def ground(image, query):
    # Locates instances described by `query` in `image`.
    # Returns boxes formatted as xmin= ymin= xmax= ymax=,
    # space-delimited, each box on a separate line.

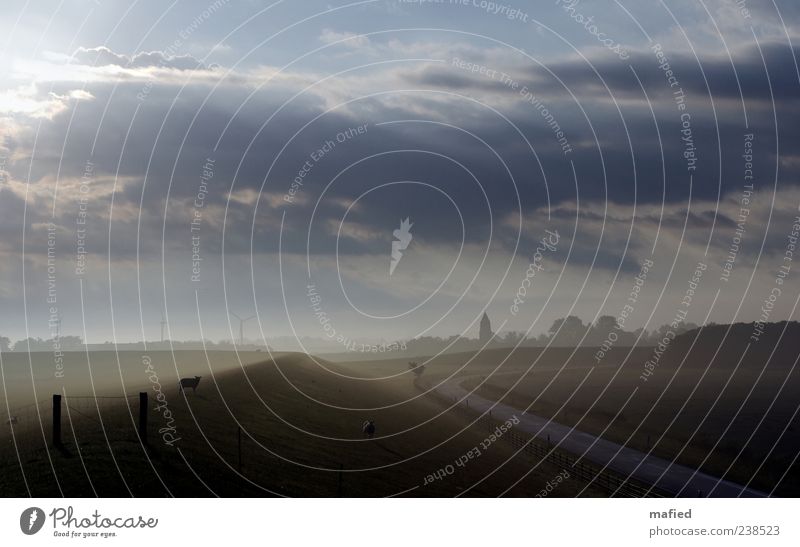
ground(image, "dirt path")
xmin=436 ymin=376 xmax=767 ymax=498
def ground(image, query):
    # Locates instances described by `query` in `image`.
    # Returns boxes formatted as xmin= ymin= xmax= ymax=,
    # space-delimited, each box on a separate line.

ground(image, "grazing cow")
xmin=179 ymin=376 xmax=202 ymax=393
xmin=362 ymin=420 xmax=376 ymax=438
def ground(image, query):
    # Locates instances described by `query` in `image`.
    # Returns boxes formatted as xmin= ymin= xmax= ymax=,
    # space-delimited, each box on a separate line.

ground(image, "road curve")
xmin=436 ymin=376 xmax=767 ymax=498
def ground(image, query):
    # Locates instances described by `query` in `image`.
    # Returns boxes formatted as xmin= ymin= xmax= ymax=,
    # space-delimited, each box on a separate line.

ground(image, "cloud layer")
xmin=0 ymin=0 xmax=798 ymax=343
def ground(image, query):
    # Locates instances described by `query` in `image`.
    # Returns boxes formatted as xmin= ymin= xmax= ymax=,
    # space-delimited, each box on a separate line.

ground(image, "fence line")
xmin=1 ymin=392 xmax=149 ymax=461
xmin=1 ymin=394 xmax=136 ymax=426
xmin=4 ymin=384 xmax=666 ymax=497
xmin=66 ymin=395 xmax=139 ymax=400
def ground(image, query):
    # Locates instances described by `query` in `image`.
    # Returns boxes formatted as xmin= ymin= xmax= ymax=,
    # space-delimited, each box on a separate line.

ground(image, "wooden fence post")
xmin=139 ymin=392 xmax=148 ymax=445
xmin=52 ymin=394 xmax=62 ymax=447
xmin=237 ymin=426 xmax=242 ymax=472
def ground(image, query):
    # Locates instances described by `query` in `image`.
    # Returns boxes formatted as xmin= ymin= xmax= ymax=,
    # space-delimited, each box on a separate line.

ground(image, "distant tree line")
xmin=0 ymin=316 xmax=700 ymax=355
xmin=402 ymin=315 xmax=701 ymax=356
xmin=0 ymin=335 xmax=84 ymax=352
xmin=0 ymin=336 xmax=272 ymax=352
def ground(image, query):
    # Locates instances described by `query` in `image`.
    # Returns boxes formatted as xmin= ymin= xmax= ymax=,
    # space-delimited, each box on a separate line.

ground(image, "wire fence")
xmin=3 ymin=381 xmax=667 ymax=497
xmin=62 ymin=394 xmax=138 ymax=424
xmin=0 ymin=393 xmax=143 ymax=469
xmin=201 ymin=424 xmax=345 ymax=496
xmin=1 ymin=397 xmax=50 ymax=429
xmin=1 ymin=391 xmax=338 ymax=496
xmin=0 ymin=398 xmax=52 ymax=467
xmin=62 ymin=394 xmax=142 ymax=446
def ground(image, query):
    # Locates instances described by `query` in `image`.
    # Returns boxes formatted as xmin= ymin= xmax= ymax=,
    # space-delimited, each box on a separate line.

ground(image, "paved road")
xmin=437 ymin=377 xmax=767 ymax=497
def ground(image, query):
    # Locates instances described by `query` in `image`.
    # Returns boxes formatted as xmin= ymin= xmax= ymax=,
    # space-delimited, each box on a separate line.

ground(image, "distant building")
xmin=479 ymin=312 xmax=493 ymax=344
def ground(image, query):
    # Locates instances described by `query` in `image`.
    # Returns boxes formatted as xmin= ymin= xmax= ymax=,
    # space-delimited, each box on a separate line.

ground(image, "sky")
xmin=0 ymin=0 xmax=798 ymax=346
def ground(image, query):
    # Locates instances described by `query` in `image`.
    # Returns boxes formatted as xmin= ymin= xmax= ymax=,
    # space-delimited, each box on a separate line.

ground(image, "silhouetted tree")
xmin=586 ymin=315 xmax=619 ymax=345
xmin=501 ymin=331 xmax=525 ymax=345
xmin=58 ymin=335 xmax=83 ymax=349
xmin=594 ymin=315 xmax=619 ymax=333
xmin=12 ymin=337 xmax=46 ymax=351
xmin=549 ymin=316 xmax=587 ymax=346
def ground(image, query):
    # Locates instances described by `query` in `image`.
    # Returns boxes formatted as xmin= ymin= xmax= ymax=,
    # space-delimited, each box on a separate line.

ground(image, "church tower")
xmin=479 ymin=312 xmax=493 ymax=344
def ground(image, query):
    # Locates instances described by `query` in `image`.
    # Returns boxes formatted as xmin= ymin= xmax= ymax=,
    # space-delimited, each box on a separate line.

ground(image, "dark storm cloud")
xmin=405 ymin=41 xmax=798 ymax=205
xmin=4 ymin=37 xmax=798 ymax=270
xmin=540 ymin=42 xmax=800 ymax=104
xmin=403 ymin=41 xmax=800 ymax=112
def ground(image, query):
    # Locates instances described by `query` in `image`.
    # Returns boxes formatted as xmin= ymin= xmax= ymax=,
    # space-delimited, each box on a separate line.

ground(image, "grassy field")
xmin=6 ymin=333 xmax=793 ymax=497
xmin=0 ymin=351 xmax=605 ymax=497
xmin=0 ymin=350 xmax=273 ymax=408
xmin=448 ymin=344 xmax=800 ymax=496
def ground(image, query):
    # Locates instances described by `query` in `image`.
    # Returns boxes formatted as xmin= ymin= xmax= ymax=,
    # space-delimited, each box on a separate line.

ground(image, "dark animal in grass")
xmin=179 ymin=376 xmax=202 ymax=393
xmin=362 ymin=420 xmax=376 ymax=438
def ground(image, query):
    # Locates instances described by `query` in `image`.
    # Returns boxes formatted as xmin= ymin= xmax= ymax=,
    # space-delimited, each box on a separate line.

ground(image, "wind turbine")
xmin=231 ymin=312 xmax=256 ymax=346
xmin=160 ymin=312 xmax=167 ymax=343
xmin=53 ymin=312 xmax=63 ymax=338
